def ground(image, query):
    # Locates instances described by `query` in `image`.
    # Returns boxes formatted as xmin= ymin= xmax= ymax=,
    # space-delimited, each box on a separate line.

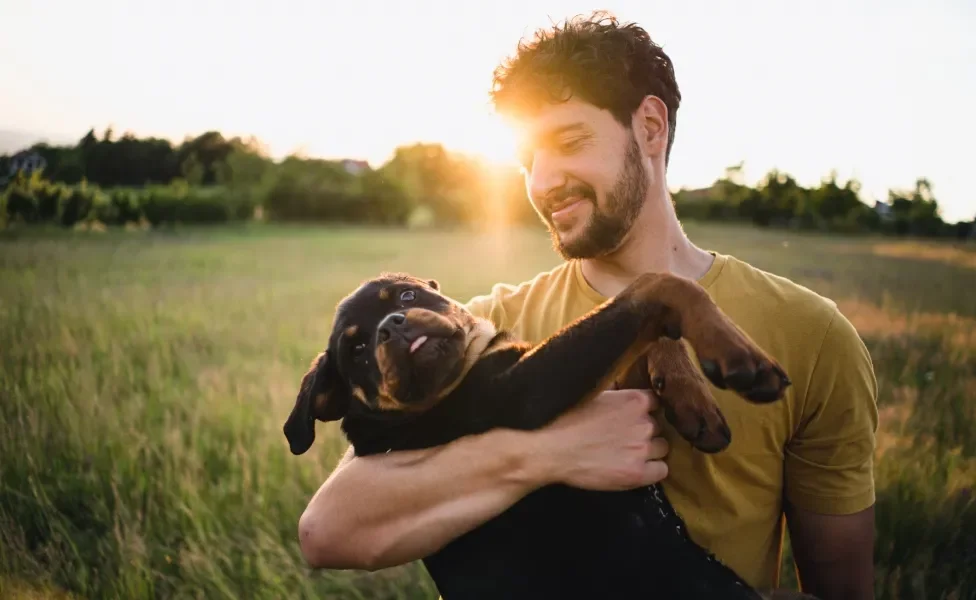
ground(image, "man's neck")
xmin=578 ymin=196 xmax=715 ymax=298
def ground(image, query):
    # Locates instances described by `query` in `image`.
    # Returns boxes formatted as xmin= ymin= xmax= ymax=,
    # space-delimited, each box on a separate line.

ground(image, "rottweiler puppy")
xmin=284 ymin=272 xmax=808 ymax=600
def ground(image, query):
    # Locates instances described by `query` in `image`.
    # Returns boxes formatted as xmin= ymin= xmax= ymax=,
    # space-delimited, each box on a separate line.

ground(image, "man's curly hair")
xmin=491 ymin=12 xmax=682 ymax=165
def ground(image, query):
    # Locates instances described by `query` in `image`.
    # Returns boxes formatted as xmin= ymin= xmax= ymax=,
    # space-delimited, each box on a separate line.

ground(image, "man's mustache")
xmin=544 ymin=184 xmax=597 ymax=213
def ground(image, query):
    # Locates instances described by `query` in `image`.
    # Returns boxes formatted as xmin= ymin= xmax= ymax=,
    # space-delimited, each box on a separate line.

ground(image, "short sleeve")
xmin=462 ymin=282 xmax=523 ymax=331
xmin=784 ymin=308 xmax=879 ymax=515
xmin=463 ymin=292 xmax=497 ymax=322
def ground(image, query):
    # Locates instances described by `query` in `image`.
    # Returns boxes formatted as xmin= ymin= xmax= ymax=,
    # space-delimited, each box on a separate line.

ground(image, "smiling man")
xmin=296 ymin=12 xmax=879 ymax=599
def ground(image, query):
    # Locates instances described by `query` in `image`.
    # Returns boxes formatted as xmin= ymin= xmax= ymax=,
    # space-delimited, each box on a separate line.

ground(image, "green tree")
xmin=382 ymin=143 xmax=479 ymax=224
xmin=887 ymin=177 xmax=944 ymax=237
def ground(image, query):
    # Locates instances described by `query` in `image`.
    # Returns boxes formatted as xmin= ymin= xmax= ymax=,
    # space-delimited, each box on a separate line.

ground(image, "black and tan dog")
xmin=284 ymin=272 xmax=814 ymax=600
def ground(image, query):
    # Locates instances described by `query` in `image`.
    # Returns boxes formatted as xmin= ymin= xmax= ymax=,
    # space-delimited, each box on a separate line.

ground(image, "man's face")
xmin=514 ymin=98 xmax=649 ymax=259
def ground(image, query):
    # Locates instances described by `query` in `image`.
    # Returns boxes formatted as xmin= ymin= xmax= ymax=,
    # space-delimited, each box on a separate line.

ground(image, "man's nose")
xmin=377 ymin=312 xmax=407 ymax=343
xmin=526 ymin=152 xmax=565 ymax=204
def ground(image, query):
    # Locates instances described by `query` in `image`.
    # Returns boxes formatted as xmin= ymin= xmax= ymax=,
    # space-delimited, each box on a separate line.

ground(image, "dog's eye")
xmin=352 ymin=343 xmax=367 ymax=356
xmin=400 ymin=290 xmax=416 ymax=302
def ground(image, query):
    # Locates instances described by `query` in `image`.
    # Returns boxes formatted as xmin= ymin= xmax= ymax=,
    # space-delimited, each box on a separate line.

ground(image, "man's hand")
xmin=532 ymin=388 xmax=670 ymax=491
xmin=785 ymin=501 xmax=875 ymax=600
xmin=296 ymin=388 xmax=669 ymax=571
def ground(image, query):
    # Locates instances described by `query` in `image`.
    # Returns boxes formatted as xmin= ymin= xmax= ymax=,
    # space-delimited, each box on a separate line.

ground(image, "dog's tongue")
xmin=409 ymin=335 xmax=429 ymax=354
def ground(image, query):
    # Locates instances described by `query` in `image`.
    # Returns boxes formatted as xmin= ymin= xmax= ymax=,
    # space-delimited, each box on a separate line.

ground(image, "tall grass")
xmin=1 ymin=222 xmax=974 ymax=599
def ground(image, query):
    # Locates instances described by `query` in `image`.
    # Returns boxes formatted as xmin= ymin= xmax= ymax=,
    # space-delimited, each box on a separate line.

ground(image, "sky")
xmin=1 ymin=0 xmax=973 ymax=223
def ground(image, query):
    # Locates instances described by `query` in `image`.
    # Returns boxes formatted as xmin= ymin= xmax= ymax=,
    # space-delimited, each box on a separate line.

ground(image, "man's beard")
xmin=541 ymin=133 xmax=648 ymax=260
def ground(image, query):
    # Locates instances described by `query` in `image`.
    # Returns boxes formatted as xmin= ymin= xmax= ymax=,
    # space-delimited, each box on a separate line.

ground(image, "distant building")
xmin=340 ymin=159 xmax=370 ymax=175
xmin=9 ymin=149 xmax=47 ymax=176
xmin=1 ymin=149 xmax=46 ymax=185
xmin=873 ymin=200 xmax=894 ymax=221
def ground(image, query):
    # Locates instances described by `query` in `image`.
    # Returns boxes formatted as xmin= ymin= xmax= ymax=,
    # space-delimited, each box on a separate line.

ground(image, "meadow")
xmin=1 ymin=221 xmax=974 ymax=600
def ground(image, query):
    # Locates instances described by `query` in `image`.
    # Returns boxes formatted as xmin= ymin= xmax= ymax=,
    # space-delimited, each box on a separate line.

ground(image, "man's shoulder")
xmin=714 ymin=253 xmax=840 ymax=336
xmin=711 ymin=253 xmax=875 ymax=402
xmin=715 ymin=252 xmax=877 ymax=423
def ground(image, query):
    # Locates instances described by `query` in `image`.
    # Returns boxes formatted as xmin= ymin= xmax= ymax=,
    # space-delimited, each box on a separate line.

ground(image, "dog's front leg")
xmin=617 ymin=272 xmax=791 ymax=403
xmin=489 ymin=293 xmax=670 ymax=431
xmin=490 ymin=272 xmax=791 ymax=432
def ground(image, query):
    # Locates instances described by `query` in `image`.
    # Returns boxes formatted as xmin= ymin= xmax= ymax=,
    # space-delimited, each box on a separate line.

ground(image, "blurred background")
xmin=1 ymin=1 xmax=973 ymax=599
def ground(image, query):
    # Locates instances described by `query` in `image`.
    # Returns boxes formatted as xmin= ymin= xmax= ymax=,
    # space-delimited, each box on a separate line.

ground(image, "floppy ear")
xmin=283 ymin=349 xmax=349 ymax=455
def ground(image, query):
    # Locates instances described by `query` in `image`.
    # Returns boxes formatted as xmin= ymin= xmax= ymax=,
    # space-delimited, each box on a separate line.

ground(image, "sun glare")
xmin=439 ymin=110 xmax=522 ymax=169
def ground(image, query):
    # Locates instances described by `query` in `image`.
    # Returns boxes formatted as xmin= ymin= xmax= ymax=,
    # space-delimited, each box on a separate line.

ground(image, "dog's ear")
xmin=283 ymin=350 xmax=349 ymax=455
xmin=427 ymin=279 xmax=440 ymax=291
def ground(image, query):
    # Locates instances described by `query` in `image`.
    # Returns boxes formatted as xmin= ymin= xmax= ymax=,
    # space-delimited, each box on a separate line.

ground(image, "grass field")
xmin=1 ymin=221 xmax=974 ymax=600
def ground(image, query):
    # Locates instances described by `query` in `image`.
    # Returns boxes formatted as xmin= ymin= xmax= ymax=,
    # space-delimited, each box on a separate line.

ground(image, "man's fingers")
xmin=615 ymin=388 xmax=660 ymax=413
xmin=642 ymin=459 xmax=669 ymax=486
xmin=646 ymin=413 xmax=662 ymax=437
xmin=644 ymin=389 xmax=661 ymax=412
xmin=646 ymin=437 xmax=669 ymax=460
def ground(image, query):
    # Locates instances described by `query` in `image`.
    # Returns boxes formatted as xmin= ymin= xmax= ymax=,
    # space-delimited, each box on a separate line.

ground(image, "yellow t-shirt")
xmin=462 ymin=252 xmax=879 ymax=589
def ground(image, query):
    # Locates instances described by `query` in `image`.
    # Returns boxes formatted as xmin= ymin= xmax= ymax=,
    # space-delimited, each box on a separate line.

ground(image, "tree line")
xmin=672 ymin=163 xmax=971 ymax=239
xmin=0 ymin=128 xmax=536 ymax=230
xmin=1 ymin=128 xmax=972 ymax=239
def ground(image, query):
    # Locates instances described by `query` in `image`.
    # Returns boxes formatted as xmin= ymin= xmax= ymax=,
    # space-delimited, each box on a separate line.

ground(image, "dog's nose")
xmin=377 ymin=312 xmax=407 ymax=343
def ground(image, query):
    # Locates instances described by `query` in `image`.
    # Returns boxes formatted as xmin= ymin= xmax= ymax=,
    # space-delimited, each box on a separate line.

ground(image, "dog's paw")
xmin=665 ymin=397 xmax=732 ymax=454
xmin=653 ymin=365 xmax=732 ymax=453
xmin=696 ymin=331 xmax=791 ymax=404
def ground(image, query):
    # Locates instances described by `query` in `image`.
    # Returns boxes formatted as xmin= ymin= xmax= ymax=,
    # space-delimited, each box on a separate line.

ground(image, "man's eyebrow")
xmin=520 ymin=123 xmax=590 ymax=152
xmin=543 ymin=123 xmax=589 ymax=140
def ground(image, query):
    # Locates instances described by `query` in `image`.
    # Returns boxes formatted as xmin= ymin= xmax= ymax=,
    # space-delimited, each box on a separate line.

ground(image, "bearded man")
xmin=295 ymin=12 xmax=878 ymax=600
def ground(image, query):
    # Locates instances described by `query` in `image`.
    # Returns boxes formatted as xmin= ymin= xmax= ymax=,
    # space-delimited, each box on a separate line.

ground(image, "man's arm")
xmin=784 ymin=308 xmax=879 ymax=600
xmin=784 ymin=502 xmax=875 ymax=599
xmin=298 ymin=428 xmax=543 ymax=571
xmin=298 ymin=388 xmax=669 ymax=571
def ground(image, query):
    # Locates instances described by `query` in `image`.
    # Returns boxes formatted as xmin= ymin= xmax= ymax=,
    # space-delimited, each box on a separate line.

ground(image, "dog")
xmin=284 ymin=272 xmax=817 ymax=600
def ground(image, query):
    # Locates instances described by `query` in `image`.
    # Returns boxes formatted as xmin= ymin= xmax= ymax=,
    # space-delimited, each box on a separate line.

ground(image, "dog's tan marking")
xmin=344 ymin=325 xmax=359 ymax=337
xmin=379 ymin=288 xmax=391 ymax=301
xmin=351 ymin=385 xmax=368 ymax=406
xmin=374 ymin=343 xmax=403 ymax=409
xmin=436 ymin=317 xmax=498 ymax=400
xmin=403 ymin=307 xmax=460 ymax=337
xmin=377 ymin=389 xmax=404 ymax=411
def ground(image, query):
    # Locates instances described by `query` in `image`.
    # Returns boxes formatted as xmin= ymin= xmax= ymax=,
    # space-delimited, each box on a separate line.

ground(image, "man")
xmin=296 ymin=12 xmax=878 ymax=599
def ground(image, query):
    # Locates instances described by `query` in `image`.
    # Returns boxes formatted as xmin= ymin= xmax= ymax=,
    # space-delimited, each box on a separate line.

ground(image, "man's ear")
xmin=635 ymin=94 xmax=669 ymax=160
xmin=283 ymin=349 xmax=349 ymax=455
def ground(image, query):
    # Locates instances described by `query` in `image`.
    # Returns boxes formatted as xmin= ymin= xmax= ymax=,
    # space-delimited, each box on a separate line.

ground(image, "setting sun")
xmin=385 ymin=109 xmax=522 ymax=170
xmin=447 ymin=112 xmax=522 ymax=168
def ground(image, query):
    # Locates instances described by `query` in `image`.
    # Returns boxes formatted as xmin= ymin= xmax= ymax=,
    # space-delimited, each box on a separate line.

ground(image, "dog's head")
xmin=283 ymin=272 xmax=494 ymax=455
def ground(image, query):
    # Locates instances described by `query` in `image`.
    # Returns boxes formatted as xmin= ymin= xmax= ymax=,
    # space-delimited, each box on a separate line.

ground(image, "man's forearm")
xmin=298 ymin=427 xmax=547 ymax=571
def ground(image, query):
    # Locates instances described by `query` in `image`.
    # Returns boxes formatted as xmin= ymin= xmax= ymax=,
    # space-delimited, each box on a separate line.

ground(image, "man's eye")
xmin=400 ymin=290 xmax=416 ymax=302
xmin=560 ymin=138 xmax=585 ymax=153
